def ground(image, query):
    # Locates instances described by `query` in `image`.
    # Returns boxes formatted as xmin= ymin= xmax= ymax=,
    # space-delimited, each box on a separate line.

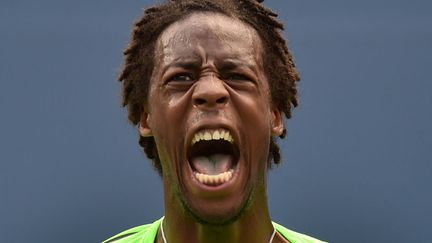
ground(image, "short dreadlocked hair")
xmin=119 ymin=0 xmax=300 ymax=175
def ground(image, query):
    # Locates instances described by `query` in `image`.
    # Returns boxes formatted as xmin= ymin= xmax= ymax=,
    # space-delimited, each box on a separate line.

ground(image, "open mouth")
xmin=188 ymin=129 xmax=240 ymax=186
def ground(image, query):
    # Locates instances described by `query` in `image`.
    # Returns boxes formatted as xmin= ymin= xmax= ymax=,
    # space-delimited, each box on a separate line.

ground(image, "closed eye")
xmin=226 ymin=73 xmax=253 ymax=82
xmin=170 ymin=73 xmax=194 ymax=82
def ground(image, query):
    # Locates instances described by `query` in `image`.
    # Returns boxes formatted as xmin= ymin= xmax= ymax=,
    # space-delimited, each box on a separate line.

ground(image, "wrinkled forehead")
xmin=155 ymin=12 xmax=263 ymax=61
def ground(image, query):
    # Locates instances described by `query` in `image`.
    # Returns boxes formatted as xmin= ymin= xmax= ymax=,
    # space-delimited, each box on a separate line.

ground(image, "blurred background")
xmin=1 ymin=0 xmax=431 ymax=242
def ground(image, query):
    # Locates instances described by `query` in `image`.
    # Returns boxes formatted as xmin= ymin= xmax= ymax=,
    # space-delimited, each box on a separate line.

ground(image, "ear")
xmin=139 ymin=112 xmax=153 ymax=137
xmin=271 ymin=108 xmax=284 ymax=137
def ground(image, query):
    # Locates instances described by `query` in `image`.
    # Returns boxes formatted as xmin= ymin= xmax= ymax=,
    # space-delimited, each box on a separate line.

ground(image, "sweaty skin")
xmin=139 ymin=12 xmax=287 ymax=243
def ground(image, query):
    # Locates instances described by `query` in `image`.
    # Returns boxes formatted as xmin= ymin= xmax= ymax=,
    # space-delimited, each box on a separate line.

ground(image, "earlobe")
xmin=139 ymin=112 xmax=153 ymax=137
xmin=271 ymin=109 xmax=284 ymax=137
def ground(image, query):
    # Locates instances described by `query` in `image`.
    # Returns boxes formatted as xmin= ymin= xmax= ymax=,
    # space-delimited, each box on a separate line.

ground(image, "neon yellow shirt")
xmin=103 ymin=217 xmax=327 ymax=243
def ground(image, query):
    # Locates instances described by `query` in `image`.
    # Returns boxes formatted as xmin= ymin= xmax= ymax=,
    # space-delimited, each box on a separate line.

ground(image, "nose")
xmin=192 ymin=75 xmax=229 ymax=109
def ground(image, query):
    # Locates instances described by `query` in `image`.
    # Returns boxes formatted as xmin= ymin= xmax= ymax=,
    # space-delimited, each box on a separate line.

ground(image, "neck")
xmin=161 ymin=184 xmax=275 ymax=243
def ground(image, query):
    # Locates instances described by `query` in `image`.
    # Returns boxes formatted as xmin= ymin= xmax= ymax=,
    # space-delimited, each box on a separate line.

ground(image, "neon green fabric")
xmin=103 ymin=217 xmax=327 ymax=243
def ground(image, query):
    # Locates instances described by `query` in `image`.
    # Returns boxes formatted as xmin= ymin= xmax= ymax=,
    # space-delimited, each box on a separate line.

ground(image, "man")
xmin=104 ymin=0 xmax=326 ymax=242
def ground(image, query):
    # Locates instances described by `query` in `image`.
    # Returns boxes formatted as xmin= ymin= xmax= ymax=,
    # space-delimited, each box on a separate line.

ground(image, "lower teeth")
xmin=195 ymin=169 xmax=234 ymax=185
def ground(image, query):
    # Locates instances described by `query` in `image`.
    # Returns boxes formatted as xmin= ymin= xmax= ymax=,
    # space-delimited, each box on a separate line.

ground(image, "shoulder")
xmin=102 ymin=218 xmax=162 ymax=243
xmin=102 ymin=218 xmax=327 ymax=243
xmin=273 ymin=221 xmax=328 ymax=243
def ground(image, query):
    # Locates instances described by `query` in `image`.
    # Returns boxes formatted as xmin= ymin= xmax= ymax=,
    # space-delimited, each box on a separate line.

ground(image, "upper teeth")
xmin=191 ymin=129 xmax=234 ymax=145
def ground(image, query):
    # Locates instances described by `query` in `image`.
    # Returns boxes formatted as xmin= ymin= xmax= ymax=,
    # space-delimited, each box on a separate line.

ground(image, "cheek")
xmin=150 ymin=88 xmax=190 ymax=129
xmin=147 ymin=90 xmax=192 ymax=162
xmin=235 ymin=93 xmax=272 ymax=131
xmin=232 ymin=92 xmax=272 ymax=157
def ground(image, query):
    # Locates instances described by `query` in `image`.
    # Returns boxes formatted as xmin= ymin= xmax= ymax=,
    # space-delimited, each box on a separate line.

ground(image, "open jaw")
xmin=188 ymin=129 xmax=240 ymax=187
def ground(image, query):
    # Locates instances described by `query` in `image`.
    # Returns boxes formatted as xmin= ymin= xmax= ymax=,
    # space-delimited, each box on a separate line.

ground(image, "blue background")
xmin=1 ymin=0 xmax=431 ymax=242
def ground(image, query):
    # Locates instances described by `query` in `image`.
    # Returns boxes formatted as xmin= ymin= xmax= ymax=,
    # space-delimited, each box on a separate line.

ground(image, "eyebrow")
xmin=162 ymin=57 xmax=202 ymax=73
xmin=161 ymin=57 xmax=259 ymax=75
xmin=216 ymin=59 xmax=258 ymax=74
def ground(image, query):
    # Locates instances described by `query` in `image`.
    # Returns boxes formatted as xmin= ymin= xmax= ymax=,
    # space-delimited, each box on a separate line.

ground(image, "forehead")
xmin=155 ymin=12 xmax=263 ymax=63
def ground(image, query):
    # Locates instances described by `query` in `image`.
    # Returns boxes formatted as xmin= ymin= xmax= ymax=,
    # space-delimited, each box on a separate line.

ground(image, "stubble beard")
xmin=175 ymin=183 xmax=256 ymax=226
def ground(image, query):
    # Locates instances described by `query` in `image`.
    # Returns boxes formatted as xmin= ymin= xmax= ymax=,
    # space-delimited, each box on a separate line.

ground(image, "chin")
xmin=178 ymin=183 xmax=255 ymax=226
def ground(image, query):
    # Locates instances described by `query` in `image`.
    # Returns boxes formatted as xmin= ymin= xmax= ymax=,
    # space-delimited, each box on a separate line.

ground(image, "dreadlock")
xmin=119 ymin=0 xmax=300 ymax=175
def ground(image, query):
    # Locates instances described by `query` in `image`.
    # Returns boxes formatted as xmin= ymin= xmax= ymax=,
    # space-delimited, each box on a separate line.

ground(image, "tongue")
xmin=191 ymin=153 xmax=233 ymax=175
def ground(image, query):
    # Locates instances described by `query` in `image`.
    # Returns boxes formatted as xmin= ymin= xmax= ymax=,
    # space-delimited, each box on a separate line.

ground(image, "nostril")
xmin=194 ymin=98 xmax=206 ymax=105
xmin=216 ymin=97 xmax=228 ymax=104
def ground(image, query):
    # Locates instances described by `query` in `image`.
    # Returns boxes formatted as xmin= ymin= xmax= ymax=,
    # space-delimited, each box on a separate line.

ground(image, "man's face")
xmin=141 ymin=12 xmax=283 ymax=224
